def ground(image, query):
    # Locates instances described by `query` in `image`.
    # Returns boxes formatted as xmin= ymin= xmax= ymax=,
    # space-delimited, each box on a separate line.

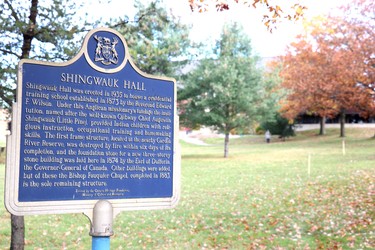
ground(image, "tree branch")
xmin=0 ymin=48 xmax=21 ymax=59
xmin=4 ymin=0 xmax=19 ymax=22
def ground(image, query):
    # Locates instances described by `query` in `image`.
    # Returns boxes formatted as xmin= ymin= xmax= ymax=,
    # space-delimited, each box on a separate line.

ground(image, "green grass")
xmin=0 ymin=128 xmax=374 ymax=249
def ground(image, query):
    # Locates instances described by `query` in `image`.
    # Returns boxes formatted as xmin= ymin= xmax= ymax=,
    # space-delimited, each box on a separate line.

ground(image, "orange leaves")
xmin=188 ymin=0 xmax=306 ymax=31
xmin=278 ymin=4 xmax=375 ymax=121
xmin=252 ymin=0 xmax=260 ymax=8
xmin=188 ymin=0 xmax=207 ymax=13
xmin=188 ymin=0 xmax=230 ymax=12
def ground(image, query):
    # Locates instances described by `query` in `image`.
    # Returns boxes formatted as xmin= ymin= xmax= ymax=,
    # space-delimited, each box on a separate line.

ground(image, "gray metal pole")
xmin=90 ymin=200 xmax=114 ymax=250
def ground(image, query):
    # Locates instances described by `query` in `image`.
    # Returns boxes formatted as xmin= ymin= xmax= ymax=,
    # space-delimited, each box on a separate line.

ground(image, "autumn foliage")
xmin=188 ymin=0 xmax=306 ymax=30
xmin=278 ymin=0 xmax=375 ymax=134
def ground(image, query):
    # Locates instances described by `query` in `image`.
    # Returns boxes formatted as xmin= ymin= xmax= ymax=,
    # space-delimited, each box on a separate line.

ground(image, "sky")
xmin=89 ymin=0 xmax=352 ymax=58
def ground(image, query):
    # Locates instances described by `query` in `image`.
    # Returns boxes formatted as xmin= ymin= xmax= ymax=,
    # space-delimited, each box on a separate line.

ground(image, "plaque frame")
xmin=4 ymin=27 xmax=180 ymax=219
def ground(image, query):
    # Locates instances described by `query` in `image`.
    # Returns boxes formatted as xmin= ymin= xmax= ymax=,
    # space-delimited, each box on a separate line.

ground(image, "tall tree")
xmin=279 ymin=0 xmax=375 ymax=137
xmin=179 ymin=22 xmax=274 ymax=157
xmin=279 ymin=37 xmax=340 ymax=135
xmin=339 ymin=0 xmax=375 ymax=108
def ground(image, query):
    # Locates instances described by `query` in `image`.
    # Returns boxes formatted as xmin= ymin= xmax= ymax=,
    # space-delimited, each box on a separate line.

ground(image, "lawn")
xmin=0 ymin=128 xmax=374 ymax=249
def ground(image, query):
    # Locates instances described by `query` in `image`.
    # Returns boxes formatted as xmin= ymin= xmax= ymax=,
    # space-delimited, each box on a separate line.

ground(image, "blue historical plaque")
xmin=5 ymin=28 xmax=180 ymax=216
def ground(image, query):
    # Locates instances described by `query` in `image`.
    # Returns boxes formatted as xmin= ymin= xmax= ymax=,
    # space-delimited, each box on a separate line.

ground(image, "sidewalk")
xmin=179 ymin=131 xmax=209 ymax=145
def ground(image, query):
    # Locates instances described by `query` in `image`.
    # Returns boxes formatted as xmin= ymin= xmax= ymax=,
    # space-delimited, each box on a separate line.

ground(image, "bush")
xmin=261 ymin=113 xmax=295 ymax=138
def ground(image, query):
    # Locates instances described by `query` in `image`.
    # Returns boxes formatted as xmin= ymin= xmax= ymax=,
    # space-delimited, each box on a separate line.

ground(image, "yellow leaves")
xmin=295 ymin=6 xmax=304 ymax=16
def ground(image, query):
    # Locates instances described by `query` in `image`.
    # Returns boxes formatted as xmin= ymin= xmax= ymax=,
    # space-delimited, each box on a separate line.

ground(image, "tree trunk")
xmin=20 ymin=0 xmax=38 ymax=59
xmin=319 ymin=116 xmax=326 ymax=135
xmin=10 ymin=215 xmax=24 ymax=250
xmin=339 ymin=112 xmax=346 ymax=137
xmin=224 ymin=133 xmax=229 ymax=158
xmin=10 ymin=1 xmax=39 ymax=247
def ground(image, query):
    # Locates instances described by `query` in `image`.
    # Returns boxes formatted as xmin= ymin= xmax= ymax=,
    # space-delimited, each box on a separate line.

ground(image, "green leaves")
xmin=0 ymin=0 xmax=91 ymax=108
xmin=179 ymin=22 xmax=280 ymax=157
xmin=180 ymin=22 xmax=271 ymax=134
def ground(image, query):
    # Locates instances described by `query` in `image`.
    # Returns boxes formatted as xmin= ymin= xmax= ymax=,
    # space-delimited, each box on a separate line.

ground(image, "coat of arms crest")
xmin=94 ymin=35 xmax=119 ymax=65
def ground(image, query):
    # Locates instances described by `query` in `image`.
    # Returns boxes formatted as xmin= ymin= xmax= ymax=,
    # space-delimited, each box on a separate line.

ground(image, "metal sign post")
xmin=90 ymin=200 xmax=113 ymax=250
xmin=4 ymin=27 xmax=181 ymax=247
xmin=92 ymin=237 xmax=110 ymax=250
